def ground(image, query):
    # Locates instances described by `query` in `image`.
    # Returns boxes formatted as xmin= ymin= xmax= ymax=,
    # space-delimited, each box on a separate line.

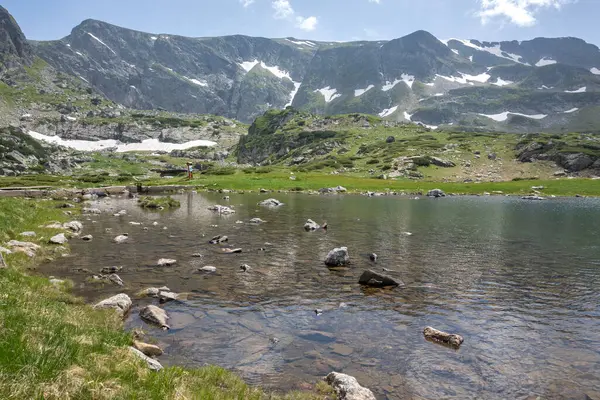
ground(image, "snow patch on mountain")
xmin=436 ymin=72 xmax=490 ymax=84
xmin=378 ymin=106 xmax=398 ymax=117
xmin=382 ymin=74 xmax=415 ymax=91
xmin=403 ymin=111 xmax=412 ymax=121
xmin=450 ymin=39 xmax=526 ymax=65
xmin=491 ymin=78 xmax=513 ymax=86
xmin=185 ymin=77 xmax=208 ymax=87
xmin=315 ymin=87 xmax=341 ymax=103
xmin=535 ymin=57 xmax=557 ymax=67
xmin=451 ymin=49 xmax=459 ymax=55
xmin=240 ymin=60 xmax=260 ymax=72
xmin=286 ymin=39 xmax=316 ymax=47
xmin=562 ymin=108 xmax=579 ymax=113
xmin=591 ymin=67 xmax=600 ymax=75
xmin=478 ymin=111 xmax=547 ymax=122
xmin=355 ymin=85 xmax=375 ymax=97
xmin=565 ymin=87 xmax=586 ymax=93
xmin=28 ymin=131 xmax=216 ymax=152
xmin=86 ymin=32 xmax=116 ymax=55
xmin=286 ymin=81 xmax=302 ymax=107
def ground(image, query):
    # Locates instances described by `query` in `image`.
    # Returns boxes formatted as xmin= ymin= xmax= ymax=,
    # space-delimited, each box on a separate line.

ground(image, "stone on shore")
xmin=6 ymin=240 xmax=40 ymax=257
xmin=427 ymin=189 xmax=446 ymax=198
xmin=49 ymin=233 xmax=68 ymax=245
xmin=129 ymin=346 xmax=163 ymax=371
xmin=423 ymin=326 xmax=464 ymax=348
xmin=522 ymin=195 xmax=545 ymax=201
xmin=358 ymin=270 xmax=401 ymax=287
xmin=304 ymin=219 xmax=321 ymax=231
xmin=63 ymin=221 xmax=83 ymax=232
xmin=93 ymin=293 xmax=132 ymax=317
xmin=133 ymin=340 xmax=164 ymax=357
xmin=140 ymin=305 xmax=170 ymax=330
xmin=258 ymin=198 xmax=283 ymax=207
xmin=324 ymin=372 xmax=376 ymax=400
xmin=325 ymin=247 xmax=349 ymax=267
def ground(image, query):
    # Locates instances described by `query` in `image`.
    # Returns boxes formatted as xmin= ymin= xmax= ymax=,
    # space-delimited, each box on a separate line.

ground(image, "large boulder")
xmin=304 ymin=219 xmax=321 ymax=231
xmin=429 ymin=157 xmax=456 ymax=168
xmin=427 ymin=189 xmax=446 ymax=198
xmin=140 ymin=305 xmax=170 ymax=329
xmin=558 ymin=153 xmax=594 ymax=172
xmin=129 ymin=347 xmax=163 ymax=371
xmin=358 ymin=270 xmax=402 ymax=287
xmin=325 ymin=247 xmax=349 ymax=267
xmin=93 ymin=293 xmax=132 ymax=317
xmin=113 ymin=234 xmax=129 ymax=244
xmin=49 ymin=233 xmax=68 ymax=245
xmin=324 ymin=372 xmax=376 ymax=400
xmin=63 ymin=221 xmax=83 ymax=232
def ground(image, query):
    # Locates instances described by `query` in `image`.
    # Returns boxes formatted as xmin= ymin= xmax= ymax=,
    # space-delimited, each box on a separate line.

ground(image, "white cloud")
xmin=272 ymin=0 xmax=295 ymax=19
xmin=272 ymin=0 xmax=318 ymax=31
xmin=297 ymin=16 xmax=318 ymax=31
xmin=369 ymin=0 xmax=381 ymax=3
xmin=477 ymin=0 xmax=572 ymax=27
xmin=239 ymin=0 xmax=254 ymax=7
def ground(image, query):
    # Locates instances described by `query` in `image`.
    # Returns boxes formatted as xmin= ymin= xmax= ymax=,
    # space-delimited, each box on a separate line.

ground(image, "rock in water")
xmin=199 ymin=266 xmax=217 ymax=273
xmin=358 ymin=270 xmax=401 ymax=287
xmin=49 ymin=233 xmax=68 ymax=245
xmin=93 ymin=293 xmax=132 ymax=317
xmin=249 ymin=218 xmax=266 ymax=224
xmin=258 ymin=198 xmax=283 ymax=207
xmin=324 ymin=372 xmax=376 ymax=400
xmin=427 ymin=189 xmax=446 ymax=198
xmin=157 ymin=258 xmax=177 ymax=266
xmin=304 ymin=219 xmax=321 ymax=231
xmin=324 ymin=247 xmax=349 ymax=267
xmin=81 ymin=234 xmax=93 ymax=241
xmin=423 ymin=326 xmax=464 ymax=348
xmin=133 ymin=340 xmax=163 ymax=357
xmin=209 ymin=235 xmax=228 ymax=244
xmin=140 ymin=305 xmax=170 ymax=330
xmin=113 ymin=234 xmax=129 ymax=243
xmin=129 ymin=347 xmax=163 ymax=371
xmin=522 ymin=195 xmax=545 ymax=201
xmin=369 ymin=253 xmax=377 ymax=262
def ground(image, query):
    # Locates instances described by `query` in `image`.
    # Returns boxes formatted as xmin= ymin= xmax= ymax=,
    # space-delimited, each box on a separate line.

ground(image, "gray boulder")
xmin=304 ymin=219 xmax=321 ymax=231
xmin=358 ymin=270 xmax=401 ymax=287
xmin=427 ymin=189 xmax=446 ymax=198
xmin=140 ymin=305 xmax=170 ymax=329
xmin=63 ymin=221 xmax=83 ymax=232
xmin=113 ymin=234 xmax=129 ymax=243
xmin=249 ymin=218 xmax=266 ymax=224
xmin=49 ymin=233 xmax=68 ymax=245
xmin=429 ymin=157 xmax=456 ymax=168
xmin=325 ymin=247 xmax=349 ymax=267
xmin=93 ymin=293 xmax=132 ymax=317
xmin=559 ymin=153 xmax=594 ymax=172
xmin=258 ymin=198 xmax=283 ymax=207
xmin=129 ymin=347 xmax=163 ymax=371
xmin=324 ymin=372 xmax=376 ymax=400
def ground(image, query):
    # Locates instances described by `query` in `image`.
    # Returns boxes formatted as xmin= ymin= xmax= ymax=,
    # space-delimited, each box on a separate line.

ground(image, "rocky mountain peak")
xmin=0 ymin=6 xmax=33 ymax=71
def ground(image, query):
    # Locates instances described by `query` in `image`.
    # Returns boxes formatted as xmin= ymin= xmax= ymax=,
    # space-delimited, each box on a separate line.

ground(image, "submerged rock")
xmin=209 ymin=235 xmax=228 ymax=244
xmin=324 ymin=372 xmax=376 ymax=400
xmin=140 ymin=305 xmax=170 ymax=330
xmin=93 ymin=293 xmax=132 ymax=317
xmin=208 ymin=205 xmax=235 ymax=214
xmin=304 ymin=219 xmax=320 ymax=231
xmin=222 ymin=248 xmax=242 ymax=254
xmin=522 ymin=195 xmax=545 ymax=201
xmin=325 ymin=247 xmax=349 ymax=267
xmin=358 ymin=270 xmax=401 ymax=287
xmin=81 ymin=234 xmax=93 ymax=241
xmin=199 ymin=266 xmax=217 ymax=273
xmin=423 ymin=326 xmax=464 ymax=348
xmin=101 ymin=266 xmax=122 ymax=274
xmin=129 ymin=347 xmax=163 ymax=371
xmin=427 ymin=189 xmax=446 ymax=198
xmin=258 ymin=198 xmax=283 ymax=207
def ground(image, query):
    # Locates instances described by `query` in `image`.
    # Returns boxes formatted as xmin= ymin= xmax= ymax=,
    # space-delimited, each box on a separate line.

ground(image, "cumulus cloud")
xmin=239 ymin=0 xmax=255 ymax=7
xmin=272 ymin=0 xmax=318 ymax=31
xmin=477 ymin=0 xmax=572 ymax=27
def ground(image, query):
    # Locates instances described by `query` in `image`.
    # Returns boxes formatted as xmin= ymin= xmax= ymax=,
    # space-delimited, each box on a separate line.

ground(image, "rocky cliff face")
xmin=30 ymin=19 xmax=600 ymax=131
xmin=0 ymin=6 xmax=33 ymax=71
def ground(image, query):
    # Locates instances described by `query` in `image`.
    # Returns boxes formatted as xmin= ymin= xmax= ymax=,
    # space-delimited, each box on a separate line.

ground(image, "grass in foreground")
xmin=0 ymin=198 xmax=332 ymax=399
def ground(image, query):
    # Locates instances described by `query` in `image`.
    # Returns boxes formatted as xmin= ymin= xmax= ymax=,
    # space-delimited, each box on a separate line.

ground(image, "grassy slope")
xmin=0 ymin=198 xmax=331 ymax=399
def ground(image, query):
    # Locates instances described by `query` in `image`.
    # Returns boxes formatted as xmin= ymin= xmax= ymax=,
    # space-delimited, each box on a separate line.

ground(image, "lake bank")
xmin=0 ymin=197 xmax=333 ymax=399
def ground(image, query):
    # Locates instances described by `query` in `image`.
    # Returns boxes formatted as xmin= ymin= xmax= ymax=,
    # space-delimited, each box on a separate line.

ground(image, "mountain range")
xmin=20 ymin=14 xmax=600 ymax=132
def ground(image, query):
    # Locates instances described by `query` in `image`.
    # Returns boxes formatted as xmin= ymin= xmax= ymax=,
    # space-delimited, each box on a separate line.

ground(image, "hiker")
xmin=187 ymin=162 xmax=193 ymax=180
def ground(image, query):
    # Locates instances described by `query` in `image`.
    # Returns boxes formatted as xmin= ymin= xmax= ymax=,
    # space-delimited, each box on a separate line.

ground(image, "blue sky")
xmin=3 ymin=0 xmax=599 ymax=46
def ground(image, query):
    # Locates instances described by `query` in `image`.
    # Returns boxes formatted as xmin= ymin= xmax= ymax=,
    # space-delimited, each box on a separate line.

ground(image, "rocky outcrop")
xmin=93 ymin=293 xmax=132 ymax=317
xmin=0 ymin=6 xmax=33 ymax=70
xmin=324 ymin=247 xmax=349 ymax=267
xmin=324 ymin=372 xmax=376 ymax=400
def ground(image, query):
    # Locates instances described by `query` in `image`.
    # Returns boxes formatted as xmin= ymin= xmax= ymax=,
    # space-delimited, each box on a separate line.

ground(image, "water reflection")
xmin=41 ymin=193 xmax=600 ymax=399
